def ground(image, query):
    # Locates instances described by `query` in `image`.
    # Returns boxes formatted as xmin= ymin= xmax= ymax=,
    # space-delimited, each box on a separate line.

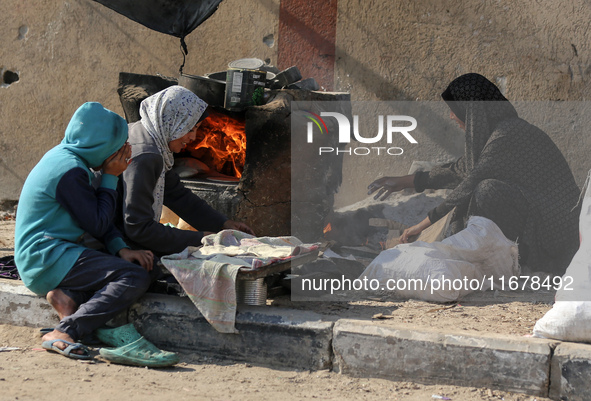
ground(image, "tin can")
xmin=224 ymin=58 xmax=267 ymax=111
xmin=236 ymin=278 xmax=267 ymax=306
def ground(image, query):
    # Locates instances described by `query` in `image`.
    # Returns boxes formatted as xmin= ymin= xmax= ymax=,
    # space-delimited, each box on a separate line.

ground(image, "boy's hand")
xmin=118 ymin=248 xmax=154 ymax=271
xmin=103 ymin=143 xmax=132 ymax=176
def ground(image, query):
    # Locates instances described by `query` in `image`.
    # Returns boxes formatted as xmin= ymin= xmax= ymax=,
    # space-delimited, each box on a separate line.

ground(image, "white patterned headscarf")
xmin=139 ymin=85 xmax=208 ymax=221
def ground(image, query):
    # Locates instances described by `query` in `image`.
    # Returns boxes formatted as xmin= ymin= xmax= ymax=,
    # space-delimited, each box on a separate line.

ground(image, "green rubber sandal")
xmin=99 ymin=336 xmax=179 ymax=368
xmin=95 ymin=323 xmax=142 ymax=347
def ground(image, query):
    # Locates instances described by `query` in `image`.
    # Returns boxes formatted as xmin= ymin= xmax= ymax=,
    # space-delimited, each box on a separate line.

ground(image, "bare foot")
xmin=46 ymin=289 xmax=77 ymax=320
xmin=41 ymin=329 xmax=85 ymax=355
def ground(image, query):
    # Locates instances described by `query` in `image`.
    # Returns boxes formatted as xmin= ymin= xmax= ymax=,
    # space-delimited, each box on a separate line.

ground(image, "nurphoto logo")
xmin=304 ymin=111 xmax=419 ymax=156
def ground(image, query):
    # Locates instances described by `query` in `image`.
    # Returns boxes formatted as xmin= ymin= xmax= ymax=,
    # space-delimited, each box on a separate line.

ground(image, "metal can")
xmin=224 ymin=58 xmax=267 ymax=112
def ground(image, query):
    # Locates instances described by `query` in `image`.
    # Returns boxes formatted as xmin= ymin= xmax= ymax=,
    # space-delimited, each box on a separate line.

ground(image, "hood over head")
xmin=61 ymin=102 xmax=128 ymax=168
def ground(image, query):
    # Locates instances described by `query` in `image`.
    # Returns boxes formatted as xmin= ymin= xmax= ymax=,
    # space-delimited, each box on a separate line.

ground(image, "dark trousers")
xmin=54 ymin=248 xmax=153 ymax=341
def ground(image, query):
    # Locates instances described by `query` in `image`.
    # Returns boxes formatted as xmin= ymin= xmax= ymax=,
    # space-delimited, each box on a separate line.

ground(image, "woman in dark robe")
xmin=368 ymin=73 xmax=580 ymax=274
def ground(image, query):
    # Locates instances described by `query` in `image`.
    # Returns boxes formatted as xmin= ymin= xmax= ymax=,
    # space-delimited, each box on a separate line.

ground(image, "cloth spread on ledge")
xmin=160 ymin=230 xmax=319 ymax=333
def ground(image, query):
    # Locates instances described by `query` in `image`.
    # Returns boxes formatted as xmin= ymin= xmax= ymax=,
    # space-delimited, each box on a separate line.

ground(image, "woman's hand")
xmin=118 ymin=248 xmax=154 ymax=271
xmin=223 ymin=220 xmax=256 ymax=236
xmin=367 ymin=174 xmax=415 ymax=201
xmin=400 ymin=216 xmax=432 ymax=243
xmin=103 ymin=143 xmax=132 ymax=176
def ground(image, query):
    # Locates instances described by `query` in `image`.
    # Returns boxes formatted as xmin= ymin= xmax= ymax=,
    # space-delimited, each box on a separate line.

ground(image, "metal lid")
xmin=228 ymin=58 xmax=265 ymax=70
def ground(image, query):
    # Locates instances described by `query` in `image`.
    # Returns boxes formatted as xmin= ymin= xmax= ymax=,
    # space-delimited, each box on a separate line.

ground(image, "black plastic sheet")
xmin=93 ymin=0 xmax=223 ymax=39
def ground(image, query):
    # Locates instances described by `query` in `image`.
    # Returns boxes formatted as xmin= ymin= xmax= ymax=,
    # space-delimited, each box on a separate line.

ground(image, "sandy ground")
xmin=271 ymin=292 xmax=552 ymax=337
xmin=0 ymin=213 xmax=553 ymax=400
xmin=0 ymin=324 xmax=550 ymax=401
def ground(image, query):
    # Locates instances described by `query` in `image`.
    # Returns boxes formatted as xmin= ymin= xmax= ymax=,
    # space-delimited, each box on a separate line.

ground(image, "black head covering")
xmin=441 ymin=73 xmax=518 ymax=171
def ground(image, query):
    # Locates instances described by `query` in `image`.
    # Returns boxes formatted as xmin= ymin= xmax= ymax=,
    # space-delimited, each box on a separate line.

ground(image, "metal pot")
xmin=178 ymin=73 xmax=226 ymax=108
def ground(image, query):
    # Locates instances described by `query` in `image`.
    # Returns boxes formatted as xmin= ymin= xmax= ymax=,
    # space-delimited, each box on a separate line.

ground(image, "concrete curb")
xmin=0 ymin=279 xmax=59 ymax=328
xmin=130 ymin=293 xmax=334 ymax=370
xmin=332 ymin=319 xmax=557 ymax=397
xmin=550 ymin=342 xmax=591 ymax=401
xmin=2 ymin=278 xmax=591 ymax=399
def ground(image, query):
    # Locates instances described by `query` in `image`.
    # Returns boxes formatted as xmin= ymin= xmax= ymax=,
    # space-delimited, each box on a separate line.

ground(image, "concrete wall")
xmin=334 ymin=0 xmax=591 ymax=206
xmin=2 ymin=0 xmax=591 ymax=206
xmin=0 ymin=0 xmax=279 ymax=199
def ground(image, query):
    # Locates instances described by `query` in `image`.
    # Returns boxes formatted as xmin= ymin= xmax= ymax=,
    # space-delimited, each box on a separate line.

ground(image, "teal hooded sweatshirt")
xmin=15 ymin=102 xmax=128 ymax=295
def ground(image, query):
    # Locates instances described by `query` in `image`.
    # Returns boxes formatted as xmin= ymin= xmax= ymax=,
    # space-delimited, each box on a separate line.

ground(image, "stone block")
xmin=0 ymin=279 xmax=58 ymax=328
xmin=550 ymin=342 xmax=591 ymax=401
xmin=130 ymin=293 xmax=334 ymax=370
xmin=332 ymin=319 xmax=556 ymax=397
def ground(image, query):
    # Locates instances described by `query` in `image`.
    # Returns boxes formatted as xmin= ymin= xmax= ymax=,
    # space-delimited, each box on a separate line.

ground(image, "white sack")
xmin=533 ymin=301 xmax=591 ymax=343
xmin=533 ymin=173 xmax=591 ymax=343
xmin=359 ymin=216 xmax=519 ymax=302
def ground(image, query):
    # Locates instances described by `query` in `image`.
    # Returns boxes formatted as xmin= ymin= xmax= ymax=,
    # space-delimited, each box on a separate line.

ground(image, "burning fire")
xmin=186 ymin=109 xmax=246 ymax=177
xmin=323 ymin=223 xmax=332 ymax=234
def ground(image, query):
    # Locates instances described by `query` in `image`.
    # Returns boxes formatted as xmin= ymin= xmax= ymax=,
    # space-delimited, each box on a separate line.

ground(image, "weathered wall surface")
xmin=2 ymin=0 xmax=591 ymax=208
xmin=334 ymin=0 xmax=591 ymax=206
xmin=0 ymin=0 xmax=279 ymax=200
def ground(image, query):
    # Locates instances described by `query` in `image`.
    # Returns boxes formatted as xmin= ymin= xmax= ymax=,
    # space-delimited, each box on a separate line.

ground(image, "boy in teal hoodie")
xmin=15 ymin=102 xmax=154 ymax=359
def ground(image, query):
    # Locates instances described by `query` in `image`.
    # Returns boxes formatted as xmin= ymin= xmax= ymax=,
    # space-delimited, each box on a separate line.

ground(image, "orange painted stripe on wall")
xmin=277 ymin=0 xmax=338 ymax=91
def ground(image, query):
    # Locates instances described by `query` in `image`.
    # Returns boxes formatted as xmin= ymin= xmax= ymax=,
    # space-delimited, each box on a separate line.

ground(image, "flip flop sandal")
xmin=39 ymin=328 xmax=101 ymax=346
xmin=41 ymin=339 xmax=92 ymax=360
xmin=99 ymin=336 xmax=179 ymax=368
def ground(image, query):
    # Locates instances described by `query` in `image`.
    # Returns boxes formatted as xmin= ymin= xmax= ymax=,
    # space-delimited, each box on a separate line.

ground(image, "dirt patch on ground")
xmin=0 ymin=219 xmax=15 ymax=258
xmin=269 ymin=288 xmax=553 ymax=338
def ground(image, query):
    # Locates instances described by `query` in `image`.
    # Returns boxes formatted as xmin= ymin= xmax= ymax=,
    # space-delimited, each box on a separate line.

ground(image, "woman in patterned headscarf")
xmin=118 ymin=86 xmax=254 ymax=256
xmin=368 ymin=73 xmax=580 ymax=274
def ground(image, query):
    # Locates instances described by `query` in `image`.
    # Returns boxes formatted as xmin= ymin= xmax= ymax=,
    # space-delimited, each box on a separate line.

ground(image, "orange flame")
xmin=186 ymin=109 xmax=246 ymax=178
xmin=323 ymin=223 xmax=332 ymax=234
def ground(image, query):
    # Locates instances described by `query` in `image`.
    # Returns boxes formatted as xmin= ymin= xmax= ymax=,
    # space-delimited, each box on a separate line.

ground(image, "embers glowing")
xmin=186 ymin=109 xmax=246 ymax=178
